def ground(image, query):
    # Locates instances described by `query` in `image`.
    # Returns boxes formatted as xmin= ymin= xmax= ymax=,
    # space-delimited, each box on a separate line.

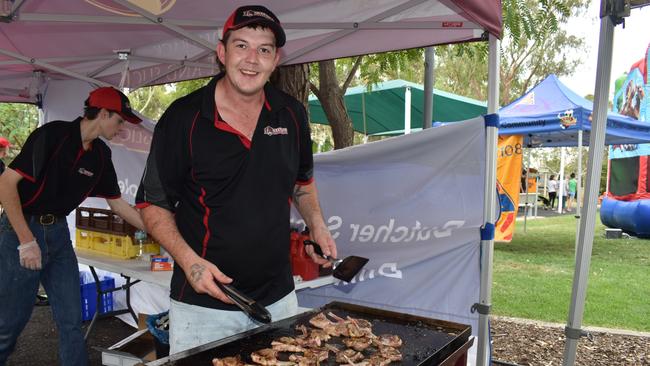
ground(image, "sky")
xmin=561 ymin=2 xmax=650 ymax=98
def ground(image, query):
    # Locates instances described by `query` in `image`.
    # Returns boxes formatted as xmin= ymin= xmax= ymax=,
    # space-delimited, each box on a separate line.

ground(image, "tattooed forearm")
xmin=292 ymin=185 xmax=309 ymax=208
xmin=190 ymin=263 xmax=205 ymax=283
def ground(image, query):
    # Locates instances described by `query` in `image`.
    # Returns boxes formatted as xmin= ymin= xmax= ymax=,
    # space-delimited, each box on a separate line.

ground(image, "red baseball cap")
xmin=222 ymin=5 xmax=286 ymax=47
xmin=0 ymin=137 xmax=10 ymax=148
xmin=85 ymin=87 xmax=142 ymax=124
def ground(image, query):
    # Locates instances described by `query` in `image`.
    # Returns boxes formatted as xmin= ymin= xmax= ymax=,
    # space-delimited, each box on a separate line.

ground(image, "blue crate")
xmin=79 ymin=271 xmax=115 ymax=321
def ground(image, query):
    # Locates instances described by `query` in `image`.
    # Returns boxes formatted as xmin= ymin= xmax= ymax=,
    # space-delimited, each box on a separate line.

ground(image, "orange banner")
xmin=495 ymin=135 xmax=524 ymax=242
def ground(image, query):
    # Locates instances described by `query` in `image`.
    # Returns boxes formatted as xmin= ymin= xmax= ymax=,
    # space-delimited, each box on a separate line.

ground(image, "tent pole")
xmin=558 ymin=147 xmax=566 ymax=214
xmin=362 ymin=92 xmax=368 ymax=143
xmin=523 ymin=147 xmax=531 ymax=232
xmin=562 ymin=4 xmax=616 ymax=364
xmin=476 ymin=33 xmax=499 ymax=366
xmin=404 ymin=86 xmax=411 ymax=134
xmin=423 ymin=47 xmax=434 ymax=129
xmin=575 ymin=130 xmax=583 ymax=247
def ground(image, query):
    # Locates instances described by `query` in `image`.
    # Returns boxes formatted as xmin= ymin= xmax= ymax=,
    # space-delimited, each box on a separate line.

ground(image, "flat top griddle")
xmin=147 ymin=302 xmax=471 ymax=366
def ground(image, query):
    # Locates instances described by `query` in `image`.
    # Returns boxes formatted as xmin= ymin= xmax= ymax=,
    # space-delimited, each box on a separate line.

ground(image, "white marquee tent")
xmin=0 ymin=1 xmax=502 ymax=365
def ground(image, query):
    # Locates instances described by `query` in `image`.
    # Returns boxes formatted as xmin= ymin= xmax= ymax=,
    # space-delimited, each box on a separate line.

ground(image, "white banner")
xmin=295 ymin=117 xmax=486 ymax=332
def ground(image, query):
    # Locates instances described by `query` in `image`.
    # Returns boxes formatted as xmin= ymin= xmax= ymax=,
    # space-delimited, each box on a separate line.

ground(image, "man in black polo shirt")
xmin=136 ymin=5 xmax=337 ymax=354
xmin=0 ymin=87 xmax=146 ymax=366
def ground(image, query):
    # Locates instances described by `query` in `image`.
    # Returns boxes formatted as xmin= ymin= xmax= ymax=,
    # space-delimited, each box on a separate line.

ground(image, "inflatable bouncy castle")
xmin=601 ymin=43 xmax=650 ymax=237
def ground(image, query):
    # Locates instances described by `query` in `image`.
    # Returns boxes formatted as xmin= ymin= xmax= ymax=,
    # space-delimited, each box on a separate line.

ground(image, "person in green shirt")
xmin=567 ymin=173 xmax=578 ymax=212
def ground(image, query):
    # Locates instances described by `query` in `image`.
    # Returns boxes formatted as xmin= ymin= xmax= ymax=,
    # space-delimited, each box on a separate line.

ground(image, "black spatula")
xmin=303 ymin=240 xmax=369 ymax=282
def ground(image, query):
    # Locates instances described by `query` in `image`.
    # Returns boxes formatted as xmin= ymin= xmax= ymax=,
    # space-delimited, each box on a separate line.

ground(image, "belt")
xmin=29 ymin=214 xmax=63 ymax=226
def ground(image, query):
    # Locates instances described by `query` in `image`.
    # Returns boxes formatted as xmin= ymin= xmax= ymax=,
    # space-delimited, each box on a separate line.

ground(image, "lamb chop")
xmin=271 ymin=337 xmax=307 ymax=353
xmin=212 ymin=355 xmax=253 ymax=366
xmin=295 ymin=324 xmax=328 ymax=347
xmin=327 ymin=312 xmax=365 ymax=337
xmin=250 ymin=348 xmax=295 ymax=366
xmin=342 ymin=337 xmax=373 ymax=352
xmin=373 ymin=334 xmax=403 ymax=348
xmin=308 ymin=312 xmax=335 ymax=330
xmin=307 ymin=329 xmax=331 ymax=344
xmin=308 ymin=312 xmax=349 ymax=337
xmin=288 ymin=348 xmax=329 ymax=366
xmin=346 ymin=316 xmax=372 ymax=330
xmin=336 ymin=349 xmax=365 ymax=364
xmin=377 ymin=346 xmax=403 ymax=362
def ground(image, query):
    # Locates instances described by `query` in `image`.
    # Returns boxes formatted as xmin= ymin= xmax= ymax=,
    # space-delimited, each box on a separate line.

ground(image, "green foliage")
xmin=128 ymin=77 xmax=210 ymax=121
xmin=356 ymin=49 xmax=424 ymax=87
xmin=0 ymin=103 xmax=39 ymax=161
xmin=494 ymin=214 xmax=650 ymax=331
xmin=434 ymin=0 xmax=589 ymax=105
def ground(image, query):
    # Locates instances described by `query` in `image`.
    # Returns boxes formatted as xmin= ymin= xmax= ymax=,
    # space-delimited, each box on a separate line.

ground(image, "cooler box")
xmin=80 ymin=271 xmax=115 ymax=321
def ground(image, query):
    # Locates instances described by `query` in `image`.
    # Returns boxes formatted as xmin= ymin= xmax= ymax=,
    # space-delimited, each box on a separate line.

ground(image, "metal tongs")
xmin=215 ymin=282 xmax=272 ymax=324
xmin=303 ymin=240 xmax=369 ymax=282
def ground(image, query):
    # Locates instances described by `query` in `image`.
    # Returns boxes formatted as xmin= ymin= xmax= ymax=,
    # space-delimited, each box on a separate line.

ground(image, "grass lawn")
xmin=492 ymin=212 xmax=650 ymax=332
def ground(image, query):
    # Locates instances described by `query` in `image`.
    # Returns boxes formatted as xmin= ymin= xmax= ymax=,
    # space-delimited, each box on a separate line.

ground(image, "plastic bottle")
xmin=134 ymin=230 xmax=147 ymax=259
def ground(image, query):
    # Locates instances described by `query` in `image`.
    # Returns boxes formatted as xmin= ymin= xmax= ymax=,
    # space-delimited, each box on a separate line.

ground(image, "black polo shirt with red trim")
xmin=9 ymin=118 xmax=121 ymax=216
xmin=136 ymin=73 xmax=314 ymax=310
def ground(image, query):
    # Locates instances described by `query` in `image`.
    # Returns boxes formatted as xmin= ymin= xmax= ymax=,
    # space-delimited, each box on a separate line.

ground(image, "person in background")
xmin=0 ymin=137 xmax=9 ymax=176
xmin=0 ymin=87 xmax=146 ymax=366
xmin=567 ymin=173 xmax=577 ymax=212
xmin=547 ymin=175 xmax=558 ymax=210
xmin=561 ymin=176 xmax=569 ymax=213
xmin=520 ymin=169 xmax=528 ymax=193
xmin=136 ymin=4 xmax=337 ymax=354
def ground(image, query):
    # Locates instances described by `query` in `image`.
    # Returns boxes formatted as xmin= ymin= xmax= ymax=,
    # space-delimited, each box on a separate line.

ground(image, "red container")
xmin=290 ymin=228 xmax=319 ymax=281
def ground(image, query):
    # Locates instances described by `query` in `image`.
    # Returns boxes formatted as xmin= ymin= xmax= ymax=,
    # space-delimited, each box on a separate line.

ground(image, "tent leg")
xmin=404 ymin=87 xmax=411 ymax=134
xmin=558 ymin=147 xmax=565 ymax=214
xmin=575 ymin=131 xmax=583 ymax=254
xmin=523 ymin=147 xmax=531 ymax=232
xmin=476 ymin=33 xmax=500 ymax=366
xmin=423 ymin=47 xmax=434 ymax=130
xmin=562 ymin=6 xmax=616 ymax=365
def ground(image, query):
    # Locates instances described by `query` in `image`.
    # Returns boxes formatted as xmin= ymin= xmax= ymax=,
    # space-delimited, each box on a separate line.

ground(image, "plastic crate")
xmin=75 ymin=206 xmax=160 ymax=259
xmin=80 ymin=271 xmax=114 ymax=321
xmin=77 ymin=207 xmax=135 ymax=236
xmin=75 ymin=229 xmax=160 ymax=259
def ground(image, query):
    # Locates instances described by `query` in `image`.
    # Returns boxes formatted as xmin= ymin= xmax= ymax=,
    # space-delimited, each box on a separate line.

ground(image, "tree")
xmin=274 ymin=0 xmax=589 ymax=150
xmin=128 ymin=77 xmax=210 ymax=121
xmin=0 ymin=103 xmax=39 ymax=162
xmin=435 ymin=0 xmax=589 ymax=106
xmin=307 ymin=59 xmax=361 ymax=149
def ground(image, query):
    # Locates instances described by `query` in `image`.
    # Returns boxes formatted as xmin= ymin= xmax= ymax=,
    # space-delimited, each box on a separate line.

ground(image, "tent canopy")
xmin=308 ymin=79 xmax=487 ymax=135
xmin=0 ymin=0 xmax=501 ymax=104
xmin=498 ymin=74 xmax=650 ymax=147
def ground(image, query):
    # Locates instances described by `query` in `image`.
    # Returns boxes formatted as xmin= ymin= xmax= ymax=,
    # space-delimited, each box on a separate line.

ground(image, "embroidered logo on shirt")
xmin=78 ymin=168 xmax=94 ymax=177
xmin=264 ymin=126 xmax=288 ymax=136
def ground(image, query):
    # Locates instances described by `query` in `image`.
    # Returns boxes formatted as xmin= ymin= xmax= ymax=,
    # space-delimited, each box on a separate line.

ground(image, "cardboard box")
xmin=150 ymin=262 xmax=173 ymax=271
xmin=100 ymin=314 xmax=157 ymax=366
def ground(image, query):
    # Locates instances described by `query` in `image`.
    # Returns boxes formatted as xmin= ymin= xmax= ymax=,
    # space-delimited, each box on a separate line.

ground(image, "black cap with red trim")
xmin=222 ymin=5 xmax=286 ymax=47
xmin=85 ymin=87 xmax=142 ymax=124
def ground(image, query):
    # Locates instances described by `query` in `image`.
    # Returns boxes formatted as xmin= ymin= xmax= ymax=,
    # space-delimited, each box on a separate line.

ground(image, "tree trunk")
xmin=270 ymin=64 xmax=310 ymax=112
xmin=318 ymin=60 xmax=354 ymax=149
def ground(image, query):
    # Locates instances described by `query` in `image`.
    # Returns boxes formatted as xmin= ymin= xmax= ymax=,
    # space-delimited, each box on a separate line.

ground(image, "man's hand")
xmin=18 ymin=240 xmax=42 ymax=270
xmin=305 ymin=227 xmax=338 ymax=267
xmin=183 ymin=257 xmax=234 ymax=304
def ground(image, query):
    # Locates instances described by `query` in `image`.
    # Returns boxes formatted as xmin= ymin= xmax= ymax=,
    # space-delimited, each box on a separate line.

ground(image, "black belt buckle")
xmin=39 ymin=214 xmax=56 ymax=225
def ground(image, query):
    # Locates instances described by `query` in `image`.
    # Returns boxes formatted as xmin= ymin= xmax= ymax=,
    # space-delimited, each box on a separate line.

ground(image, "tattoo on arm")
xmin=292 ymin=185 xmax=309 ymax=208
xmin=190 ymin=263 xmax=205 ymax=283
